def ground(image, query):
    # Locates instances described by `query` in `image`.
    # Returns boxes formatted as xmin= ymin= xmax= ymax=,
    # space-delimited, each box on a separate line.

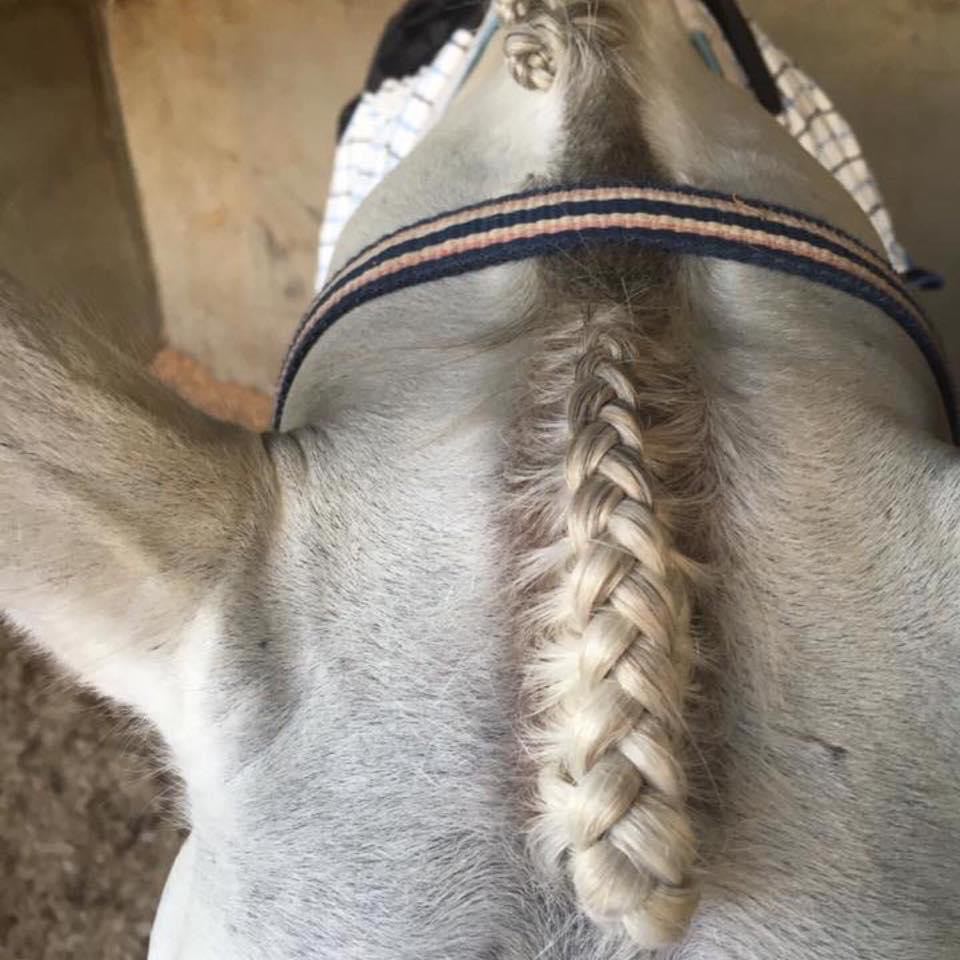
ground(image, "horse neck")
xmin=268 ymin=9 xmax=960 ymax=954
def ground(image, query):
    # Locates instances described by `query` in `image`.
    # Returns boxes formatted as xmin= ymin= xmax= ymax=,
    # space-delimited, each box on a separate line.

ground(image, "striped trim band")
xmin=275 ymin=182 xmax=956 ymax=441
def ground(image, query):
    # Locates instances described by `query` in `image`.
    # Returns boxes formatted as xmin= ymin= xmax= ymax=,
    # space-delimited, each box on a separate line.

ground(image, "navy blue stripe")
xmin=274 ymin=224 xmax=957 ymax=441
xmin=292 ymin=180 xmax=896 ymax=345
xmin=316 ymin=197 xmax=903 ymax=316
xmin=286 ymin=192 xmax=911 ymax=359
xmin=326 ymin=180 xmax=872 ymax=272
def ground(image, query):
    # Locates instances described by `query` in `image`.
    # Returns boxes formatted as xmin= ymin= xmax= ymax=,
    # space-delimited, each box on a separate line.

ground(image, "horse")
xmin=2 ymin=2 xmax=958 ymax=957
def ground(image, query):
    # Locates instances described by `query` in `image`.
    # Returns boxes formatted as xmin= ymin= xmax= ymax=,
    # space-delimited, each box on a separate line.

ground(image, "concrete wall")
xmin=105 ymin=0 xmax=398 ymax=391
xmin=0 ymin=0 xmax=159 ymax=357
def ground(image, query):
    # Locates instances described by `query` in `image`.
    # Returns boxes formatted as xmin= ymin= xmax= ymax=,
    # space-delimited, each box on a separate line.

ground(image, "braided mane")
xmin=499 ymin=0 xmax=712 ymax=947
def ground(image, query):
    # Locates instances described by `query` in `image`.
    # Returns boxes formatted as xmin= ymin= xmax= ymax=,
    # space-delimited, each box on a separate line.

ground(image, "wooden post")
xmin=104 ymin=0 xmax=397 ymax=390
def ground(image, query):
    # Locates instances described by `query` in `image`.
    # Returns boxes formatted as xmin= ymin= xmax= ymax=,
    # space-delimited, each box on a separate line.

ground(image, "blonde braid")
xmin=531 ymin=324 xmax=702 ymax=947
xmin=508 ymin=302 xmax=707 ymax=950
xmin=496 ymin=1 xmax=627 ymax=91
xmin=497 ymin=0 xmax=563 ymax=91
xmin=496 ymin=0 xmax=707 ymax=945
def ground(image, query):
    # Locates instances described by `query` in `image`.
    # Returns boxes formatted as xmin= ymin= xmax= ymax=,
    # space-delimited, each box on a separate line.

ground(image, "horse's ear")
xmin=0 ymin=275 xmax=281 ymax=728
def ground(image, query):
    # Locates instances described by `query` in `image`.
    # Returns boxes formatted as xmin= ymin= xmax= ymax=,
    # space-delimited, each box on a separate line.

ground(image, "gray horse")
xmin=2 ymin=2 xmax=957 ymax=958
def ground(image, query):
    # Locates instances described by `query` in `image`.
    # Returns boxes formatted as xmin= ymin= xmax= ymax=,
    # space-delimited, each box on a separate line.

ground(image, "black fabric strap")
xmin=276 ymin=182 xmax=956 ymax=442
xmin=702 ymin=0 xmax=782 ymax=114
xmin=337 ymin=0 xmax=487 ymax=137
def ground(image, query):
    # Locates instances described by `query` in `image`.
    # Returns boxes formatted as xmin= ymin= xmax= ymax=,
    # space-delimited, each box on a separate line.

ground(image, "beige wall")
xmin=0 ymin=0 xmax=159 ymax=358
xmin=105 ymin=0 xmax=397 ymax=390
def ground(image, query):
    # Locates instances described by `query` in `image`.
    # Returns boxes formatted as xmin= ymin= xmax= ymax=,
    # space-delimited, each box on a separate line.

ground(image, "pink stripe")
xmin=324 ymin=185 xmax=893 ymax=293
xmin=289 ymin=209 xmax=924 ymax=371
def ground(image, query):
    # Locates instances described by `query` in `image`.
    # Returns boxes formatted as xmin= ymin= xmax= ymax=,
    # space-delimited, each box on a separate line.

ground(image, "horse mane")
xmin=500 ymin=0 xmax=713 ymax=947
